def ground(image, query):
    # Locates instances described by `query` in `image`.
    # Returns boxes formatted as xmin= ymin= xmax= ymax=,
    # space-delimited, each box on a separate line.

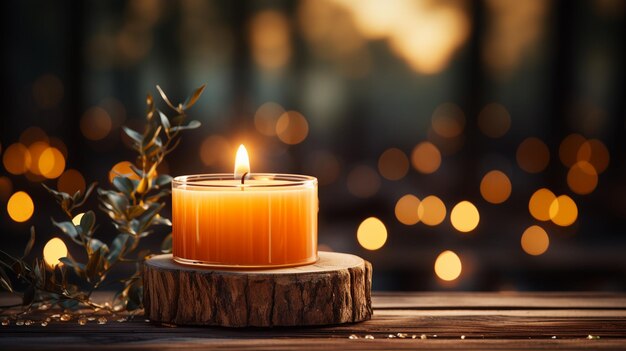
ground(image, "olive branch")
xmin=0 ymin=84 xmax=205 ymax=314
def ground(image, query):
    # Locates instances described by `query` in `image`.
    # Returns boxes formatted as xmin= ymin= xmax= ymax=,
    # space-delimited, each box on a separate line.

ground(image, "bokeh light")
xmin=297 ymin=0 xmax=368 ymax=67
xmin=417 ymin=195 xmax=447 ymax=226
xmin=109 ymin=161 xmax=141 ymax=182
xmin=567 ymin=161 xmax=598 ymax=195
xmin=480 ymin=170 xmax=511 ymax=204
xmin=357 ymin=217 xmax=387 ymax=250
xmin=478 ymin=103 xmax=511 ymax=138
xmin=43 ymin=237 xmax=68 ymax=268
xmin=58 ymin=169 xmax=87 ymax=195
xmin=516 ymin=137 xmax=550 ymax=173
xmin=99 ymin=97 xmax=127 ymax=129
xmin=378 ymin=147 xmax=409 ymax=181
xmin=529 ymin=188 xmax=556 ymax=221
xmin=276 ymin=111 xmax=309 ymax=145
xmin=395 ymin=194 xmax=421 ymax=225
xmin=2 ymin=143 xmax=31 ymax=175
xmin=80 ymin=106 xmax=113 ymax=141
xmin=521 ymin=225 xmax=549 ymax=256
xmin=431 ymin=103 xmax=465 ymax=138
xmin=577 ymin=139 xmax=609 ymax=174
xmin=254 ymin=102 xmax=285 ymax=136
xmin=411 ymin=141 xmax=441 ymax=174
xmin=0 ymin=176 xmax=13 ymax=201
xmin=559 ymin=133 xmax=586 ymax=167
xmin=49 ymin=137 xmax=68 ymax=159
xmin=549 ymin=195 xmax=578 ymax=227
xmin=434 ymin=250 xmax=462 ymax=281
xmin=19 ymin=126 xmax=49 ymax=146
xmin=199 ymin=135 xmax=232 ymax=167
xmin=323 ymin=0 xmax=469 ymax=75
xmin=7 ymin=191 xmax=34 ymax=223
xmin=483 ymin=1 xmax=548 ymax=76
xmin=38 ymin=147 xmax=65 ymax=179
xmin=249 ymin=10 xmax=291 ymax=70
xmin=386 ymin=5 xmax=470 ymax=74
xmin=27 ymin=141 xmax=50 ymax=176
xmin=450 ymin=201 xmax=480 ymax=233
xmin=347 ymin=165 xmax=381 ymax=198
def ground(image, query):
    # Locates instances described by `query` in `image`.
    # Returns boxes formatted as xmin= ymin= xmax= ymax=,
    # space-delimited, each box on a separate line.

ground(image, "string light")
xmin=417 ymin=196 xmax=446 ymax=226
xmin=357 ymin=217 xmax=387 ymax=250
xmin=434 ymin=250 xmax=462 ymax=281
xmin=7 ymin=191 xmax=34 ymax=223
xmin=450 ymin=201 xmax=480 ymax=233
xmin=395 ymin=195 xmax=421 ymax=225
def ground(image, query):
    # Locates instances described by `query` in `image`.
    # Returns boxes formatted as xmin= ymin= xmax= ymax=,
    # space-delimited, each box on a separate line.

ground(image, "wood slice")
xmin=143 ymin=252 xmax=372 ymax=327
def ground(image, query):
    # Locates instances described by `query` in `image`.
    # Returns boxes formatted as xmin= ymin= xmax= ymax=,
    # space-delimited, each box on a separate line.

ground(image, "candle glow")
xmin=172 ymin=145 xmax=318 ymax=268
xmin=234 ymin=144 xmax=251 ymax=180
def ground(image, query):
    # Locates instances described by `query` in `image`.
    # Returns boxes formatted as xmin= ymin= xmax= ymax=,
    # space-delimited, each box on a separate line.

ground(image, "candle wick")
xmin=241 ymin=172 xmax=248 ymax=185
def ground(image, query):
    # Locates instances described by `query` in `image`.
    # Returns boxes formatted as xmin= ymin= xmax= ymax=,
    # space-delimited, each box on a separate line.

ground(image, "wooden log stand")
xmin=143 ymin=252 xmax=372 ymax=327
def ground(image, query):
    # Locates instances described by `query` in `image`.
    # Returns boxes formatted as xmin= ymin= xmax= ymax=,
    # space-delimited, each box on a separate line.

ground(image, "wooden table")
xmin=2 ymin=292 xmax=626 ymax=350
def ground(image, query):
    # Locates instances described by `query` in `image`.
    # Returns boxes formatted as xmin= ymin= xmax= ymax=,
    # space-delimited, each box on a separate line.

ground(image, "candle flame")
xmin=234 ymin=144 xmax=250 ymax=180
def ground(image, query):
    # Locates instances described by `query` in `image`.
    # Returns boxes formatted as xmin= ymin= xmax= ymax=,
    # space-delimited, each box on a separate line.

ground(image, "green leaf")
xmin=59 ymin=257 xmax=86 ymax=277
xmin=41 ymin=183 xmax=64 ymax=199
xmin=107 ymin=234 xmax=130 ymax=262
xmin=142 ymin=125 xmax=163 ymax=150
xmin=129 ymin=165 xmax=144 ymax=178
xmin=42 ymin=183 xmax=73 ymax=210
xmin=152 ymin=215 xmax=172 ymax=226
xmin=74 ymin=182 xmax=98 ymax=208
xmin=0 ymin=266 xmax=13 ymax=292
xmin=183 ymin=84 xmax=206 ymax=110
xmin=170 ymin=114 xmax=186 ymax=126
xmin=170 ymin=120 xmax=201 ymax=132
xmin=127 ymin=205 xmax=146 ymax=219
xmin=157 ymin=110 xmax=171 ymax=132
xmin=146 ymin=189 xmax=171 ymax=202
xmin=89 ymin=239 xmax=109 ymax=255
xmin=154 ymin=174 xmax=172 ymax=188
xmin=23 ymin=226 xmax=36 ymax=259
xmin=98 ymin=189 xmax=129 ymax=215
xmin=122 ymin=126 xmax=143 ymax=144
xmin=156 ymin=85 xmax=177 ymax=111
xmin=161 ymin=233 xmax=172 ymax=254
xmin=113 ymin=177 xmax=134 ymax=195
xmin=32 ymin=258 xmax=45 ymax=289
xmin=137 ymin=203 xmax=164 ymax=231
xmin=52 ymin=219 xmax=79 ymax=240
xmin=79 ymin=211 xmax=96 ymax=237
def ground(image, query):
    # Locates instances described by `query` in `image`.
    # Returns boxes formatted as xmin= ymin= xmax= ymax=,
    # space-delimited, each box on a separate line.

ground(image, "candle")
xmin=172 ymin=145 xmax=318 ymax=268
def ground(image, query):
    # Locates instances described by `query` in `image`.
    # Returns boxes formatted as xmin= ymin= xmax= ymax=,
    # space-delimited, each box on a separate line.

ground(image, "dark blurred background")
xmin=1 ymin=0 xmax=625 ymax=291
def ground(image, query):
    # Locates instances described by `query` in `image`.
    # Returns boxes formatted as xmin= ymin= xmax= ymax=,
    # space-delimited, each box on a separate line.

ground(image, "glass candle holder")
xmin=172 ymin=173 xmax=318 ymax=268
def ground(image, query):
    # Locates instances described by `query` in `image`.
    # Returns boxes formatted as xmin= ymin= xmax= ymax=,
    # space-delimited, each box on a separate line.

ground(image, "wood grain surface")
xmin=1 ymin=292 xmax=626 ymax=350
xmin=143 ymin=252 xmax=372 ymax=327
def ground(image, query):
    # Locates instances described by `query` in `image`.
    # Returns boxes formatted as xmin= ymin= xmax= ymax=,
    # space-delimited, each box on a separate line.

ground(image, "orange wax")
xmin=172 ymin=174 xmax=318 ymax=268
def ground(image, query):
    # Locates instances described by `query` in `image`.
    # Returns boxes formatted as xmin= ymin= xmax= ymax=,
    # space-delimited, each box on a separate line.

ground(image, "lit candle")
xmin=172 ymin=145 xmax=318 ymax=268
